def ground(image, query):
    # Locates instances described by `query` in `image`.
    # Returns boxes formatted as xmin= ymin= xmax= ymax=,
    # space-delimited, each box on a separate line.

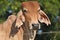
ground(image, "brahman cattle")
xmin=15 ymin=1 xmax=51 ymax=40
xmin=0 ymin=1 xmax=51 ymax=40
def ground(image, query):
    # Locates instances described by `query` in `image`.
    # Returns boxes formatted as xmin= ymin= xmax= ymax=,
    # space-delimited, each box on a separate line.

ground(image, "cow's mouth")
xmin=29 ymin=29 xmax=37 ymax=40
xmin=29 ymin=24 xmax=40 ymax=40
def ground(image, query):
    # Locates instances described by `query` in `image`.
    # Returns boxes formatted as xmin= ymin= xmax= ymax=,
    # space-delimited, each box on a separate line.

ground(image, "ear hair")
xmin=15 ymin=10 xmax=25 ymax=28
xmin=39 ymin=10 xmax=51 ymax=26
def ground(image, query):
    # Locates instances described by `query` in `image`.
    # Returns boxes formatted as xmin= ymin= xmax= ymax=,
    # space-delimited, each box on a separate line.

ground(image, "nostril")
xmin=32 ymin=24 xmax=34 ymax=27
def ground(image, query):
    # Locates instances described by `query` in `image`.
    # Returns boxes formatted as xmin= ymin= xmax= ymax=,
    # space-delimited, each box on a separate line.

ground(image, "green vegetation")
xmin=0 ymin=0 xmax=60 ymax=40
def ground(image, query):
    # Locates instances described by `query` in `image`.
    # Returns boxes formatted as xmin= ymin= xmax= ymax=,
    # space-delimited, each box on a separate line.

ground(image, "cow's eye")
xmin=23 ymin=8 xmax=28 ymax=13
xmin=23 ymin=10 xmax=27 ymax=13
xmin=37 ymin=7 xmax=40 ymax=12
xmin=38 ymin=9 xmax=40 ymax=12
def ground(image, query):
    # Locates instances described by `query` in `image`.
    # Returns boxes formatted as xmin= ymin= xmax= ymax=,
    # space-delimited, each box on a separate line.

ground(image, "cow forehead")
xmin=22 ymin=1 xmax=40 ymax=11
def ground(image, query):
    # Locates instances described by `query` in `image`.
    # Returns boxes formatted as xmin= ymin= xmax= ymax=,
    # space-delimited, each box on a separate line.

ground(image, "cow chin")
xmin=29 ymin=23 xmax=41 ymax=40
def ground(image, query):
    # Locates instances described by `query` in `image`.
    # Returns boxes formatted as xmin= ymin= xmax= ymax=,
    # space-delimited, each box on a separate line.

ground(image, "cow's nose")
xmin=32 ymin=24 xmax=39 ymax=30
xmin=32 ymin=24 xmax=39 ymax=27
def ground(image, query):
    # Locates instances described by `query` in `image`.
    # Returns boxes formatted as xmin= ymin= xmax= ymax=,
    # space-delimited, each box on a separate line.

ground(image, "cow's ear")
xmin=15 ymin=10 xmax=25 ymax=28
xmin=38 ymin=10 xmax=51 ymax=26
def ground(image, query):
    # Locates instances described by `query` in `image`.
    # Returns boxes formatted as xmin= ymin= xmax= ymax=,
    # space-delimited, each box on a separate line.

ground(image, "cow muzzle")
xmin=32 ymin=23 xmax=40 ymax=30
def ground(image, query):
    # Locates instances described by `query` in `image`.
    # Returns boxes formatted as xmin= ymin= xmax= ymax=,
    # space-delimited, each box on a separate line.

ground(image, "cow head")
xmin=15 ymin=1 xmax=51 ymax=30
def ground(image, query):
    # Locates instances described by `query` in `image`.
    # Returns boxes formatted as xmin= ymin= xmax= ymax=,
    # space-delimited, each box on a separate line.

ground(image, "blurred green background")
xmin=0 ymin=0 xmax=60 ymax=40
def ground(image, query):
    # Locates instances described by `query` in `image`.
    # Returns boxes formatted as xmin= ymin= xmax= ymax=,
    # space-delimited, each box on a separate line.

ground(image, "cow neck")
xmin=22 ymin=22 xmax=34 ymax=40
